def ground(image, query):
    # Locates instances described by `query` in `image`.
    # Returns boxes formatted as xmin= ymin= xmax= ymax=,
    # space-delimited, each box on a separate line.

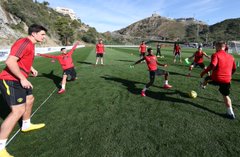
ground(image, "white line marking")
xmin=6 ymin=87 xmax=57 ymax=146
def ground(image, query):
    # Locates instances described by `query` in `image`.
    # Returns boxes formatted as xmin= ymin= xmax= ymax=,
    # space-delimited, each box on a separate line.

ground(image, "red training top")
xmin=205 ymin=50 xmax=236 ymax=83
xmin=139 ymin=44 xmax=147 ymax=54
xmin=39 ymin=44 xmax=77 ymax=70
xmin=145 ymin=55 xmax=158 ymax=71
xmin=174 ymin=45 xmax=181 ymax=52
xmin=96 ymin=43 xmax=104 ymax=54
xmin=194 ymin=51 xmax=204 ymax=63
xmin=0 ymin=38 xmax=35 ymax=81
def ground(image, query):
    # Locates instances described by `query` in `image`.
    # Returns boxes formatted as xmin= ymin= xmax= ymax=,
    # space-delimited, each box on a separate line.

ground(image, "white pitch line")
xmin=6 ymin=87 xmax=57 ymax=146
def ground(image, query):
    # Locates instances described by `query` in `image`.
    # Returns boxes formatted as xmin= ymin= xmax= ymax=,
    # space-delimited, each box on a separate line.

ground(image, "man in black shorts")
xmin=187 ymin=46 xmax=210 ymax=77
xmin=37 ymin=41 xmax=80 ymax=94
xmin=200 ymin=41 xmax=236 ymax=119
xmin=0 ymin=24 xmax=47 ymax=156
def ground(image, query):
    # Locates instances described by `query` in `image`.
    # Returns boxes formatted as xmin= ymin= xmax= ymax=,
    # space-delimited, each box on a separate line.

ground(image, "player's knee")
xmin=11 ymin=105 xmax=26 ymax=116
xmin=27 ymin=95 xmax=35 ymax=104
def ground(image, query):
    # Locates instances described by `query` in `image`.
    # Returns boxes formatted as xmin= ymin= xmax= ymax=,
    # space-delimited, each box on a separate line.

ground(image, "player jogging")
xmin=187 ymin=46 xmax=210 ymax=77
xmin=173 ymin=43 xmax=182 ymax=63
xmin=95 ymin=39 xmax=105 ymax=65
xmin=131 ymin=48 xmax=172 ymax=97
xmin=37 ymin=41 xmax=80 ymax=94
xmin=139 ymin=41 xmax=147 ymax=60
xmin=200 ymin=41 xmax=236 ymax=119
xmin=0 ymin=24 xmax=47 ymax=157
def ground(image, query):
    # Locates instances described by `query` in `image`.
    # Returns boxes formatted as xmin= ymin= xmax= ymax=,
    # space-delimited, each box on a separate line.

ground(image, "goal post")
xmin=228 ymin=41 xmax=240 ymax=54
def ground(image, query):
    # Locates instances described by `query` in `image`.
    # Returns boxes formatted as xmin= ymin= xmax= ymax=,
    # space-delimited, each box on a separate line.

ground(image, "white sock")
xmin=142 ymin=86 xmax=147 ymax=92
xmin=165 ymin=80 xmax=168 ymax=85
xmin=61 ymin=84 xmax=66 ymax=90
xmin=227 ymin=107 xmax=234 ymax=115
xmin=0 ymin=139 xmax=7 ymax=151
xmin=22 ymin=119 xmax=31 ymax=130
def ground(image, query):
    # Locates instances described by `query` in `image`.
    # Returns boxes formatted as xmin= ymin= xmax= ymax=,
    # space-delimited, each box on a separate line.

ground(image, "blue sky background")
xmin=38 ymin=0 xmax=240 ymax=33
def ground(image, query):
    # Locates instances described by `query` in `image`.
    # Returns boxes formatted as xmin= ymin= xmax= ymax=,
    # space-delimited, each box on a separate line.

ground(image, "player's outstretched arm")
xmin=36 ymin=53 xmax=57 ymax=59
xmin=68 ymin=41 xmax=80 ymax=55
xmin=203 ymin=52 xmax=211 ymax=59
xmin=188 ymin=52 xmax=195 ymax=60
xmin=157 ymin=62 xmax=167 ymax=67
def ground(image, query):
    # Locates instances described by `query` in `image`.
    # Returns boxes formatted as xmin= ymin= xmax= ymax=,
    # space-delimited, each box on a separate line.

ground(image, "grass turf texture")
xmin=1 ymin=46 xmax=240 ymax=156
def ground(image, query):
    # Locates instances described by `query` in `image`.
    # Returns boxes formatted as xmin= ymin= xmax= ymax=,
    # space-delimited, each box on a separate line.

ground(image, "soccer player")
xmin=0 ymin=24 xmax=47 ymax=157
xmin=95 ymin=39 xmax=105 ymax=65
xmin=173 ymin=43 xmax=182 ymax=63
xmin=37 ymin=41 xmax=80 ymax=94
xmin=131 ymin=48 xmax=172 ymax=97
xmin=200 ymin=41 xmax=236 ymax=119
xmin=139 ymin=40 xmax=147 ymax=60
xmin=187 ymin=46 xmax=211 ymax=77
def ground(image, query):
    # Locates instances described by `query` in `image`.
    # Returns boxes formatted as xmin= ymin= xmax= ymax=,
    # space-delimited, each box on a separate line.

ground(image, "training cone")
xmin=185 ymin=58 xmax=190 ymax=65
xmin=237 ymin=61 xmax=240 ymax=67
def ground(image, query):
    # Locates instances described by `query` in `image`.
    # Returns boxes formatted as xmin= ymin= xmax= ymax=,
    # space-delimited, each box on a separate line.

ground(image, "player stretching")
xmin=173 ymin=43 xmax=182 ymax=63
xmin=187 ymin=46 xmax=210 ymax=77
xmin=37 ymin=41 xmax=80 ymax=94
xmin=95 ymin=39 xmax=105 ymax=65
xmin=131 ymin=48 xmax=172 ymax=97
xmin=0 ymin=24 xmax=47 ymax=157
xmin=200 ymin=41 xmax=236 ymax=119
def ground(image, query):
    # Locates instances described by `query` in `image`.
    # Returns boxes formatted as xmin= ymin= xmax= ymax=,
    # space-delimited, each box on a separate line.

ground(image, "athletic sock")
xmin=61 ymin=84 xmax=66 ymax=90
xmin=142 ymin=86 xmax=147 ymax=92
xmin=22 ymin=119 xmax=31 ymax=130
xmin=164 ymin=80 xmax=168 ymax=85
xmin=227 ymin=107 xmax=234 ymax=115
xmin=0 ymin=139 xmax=7 ymax=151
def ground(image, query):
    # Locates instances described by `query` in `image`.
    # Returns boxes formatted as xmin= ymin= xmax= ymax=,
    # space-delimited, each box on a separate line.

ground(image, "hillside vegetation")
xmin=0 ymin=0 xmax=100 ymax=45
xmin=113 ymin=15 xmax=240 ymax=45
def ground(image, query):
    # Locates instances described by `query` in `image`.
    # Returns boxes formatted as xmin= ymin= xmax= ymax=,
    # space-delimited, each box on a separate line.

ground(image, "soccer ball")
xmin=189 ymin=90 xmax=197 ymax=98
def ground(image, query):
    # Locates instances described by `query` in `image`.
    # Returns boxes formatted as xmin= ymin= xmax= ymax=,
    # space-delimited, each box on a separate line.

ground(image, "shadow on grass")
xmin=77 ymin=61 xmax=94 ymax=65
xmin=38 ymin=70 xmax=62 ymax=89
xmin=101 ymin=75 xmax=227 ymax=119
xmin=169 ymin=71 xmax=199 ymax=78
xmin=115 ymin=59 xmax=135 ymax=63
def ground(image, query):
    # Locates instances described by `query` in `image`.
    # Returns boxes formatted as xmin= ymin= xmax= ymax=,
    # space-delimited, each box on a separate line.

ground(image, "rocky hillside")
xmin=0 ymin=0 xmax=100 ymax=47
xmin=0 ymin=2 xmax=25 ymax=48
xmin=113 ymin=14 xmax=207 ymax=44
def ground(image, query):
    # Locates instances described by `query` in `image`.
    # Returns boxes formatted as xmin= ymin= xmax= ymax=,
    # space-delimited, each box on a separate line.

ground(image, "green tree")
xmin=54 ymin=17 xmax=74 ymax=45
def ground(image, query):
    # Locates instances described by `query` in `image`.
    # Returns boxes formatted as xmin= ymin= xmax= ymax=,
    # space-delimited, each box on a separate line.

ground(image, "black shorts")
xmin=63 ymin=67 xmax=77 ymax=80
xmin=149 ymin=69 xmax=166 ymax=80
xmin=205 ymin=76 xmax=231 ymax=96
xmin=140 ymin=53 xmax=146 ymax=58
xmin=0 ymin=80 xmax=32 ymax=106
xmin=191 ymin=62 xmax=205 ymax=69
xmin=96 ymin=53 xmax=103 ymax=57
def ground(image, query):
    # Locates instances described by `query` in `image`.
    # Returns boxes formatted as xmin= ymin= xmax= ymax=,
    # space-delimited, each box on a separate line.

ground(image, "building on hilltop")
xmin=55 ymin=7 xmax=77 ymax=20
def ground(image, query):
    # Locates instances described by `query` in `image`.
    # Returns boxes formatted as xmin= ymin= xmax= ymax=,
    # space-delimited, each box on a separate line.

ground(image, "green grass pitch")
xmin=1 ymin=46 xmax=240 ymax=156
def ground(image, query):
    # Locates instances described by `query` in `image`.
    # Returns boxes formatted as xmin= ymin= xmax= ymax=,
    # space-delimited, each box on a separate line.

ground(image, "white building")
xmin=55 ymin=7 xmax=77 ymax=20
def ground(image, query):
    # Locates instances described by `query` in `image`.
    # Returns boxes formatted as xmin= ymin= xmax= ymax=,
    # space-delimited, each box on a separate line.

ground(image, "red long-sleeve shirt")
xmin=39 ymin=44 xmax=77 ymax=70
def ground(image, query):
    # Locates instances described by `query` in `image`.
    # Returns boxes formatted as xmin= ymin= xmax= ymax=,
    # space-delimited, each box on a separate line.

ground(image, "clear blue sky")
xmin=38 ymin=0 xmax=240 ymax=33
